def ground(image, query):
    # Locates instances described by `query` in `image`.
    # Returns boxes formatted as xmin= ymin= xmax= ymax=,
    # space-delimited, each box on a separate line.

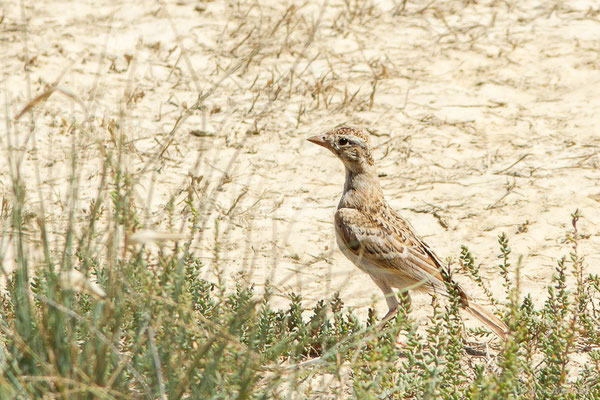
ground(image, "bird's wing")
xmin=335 ymin=207 xmax=508 ymax=339
xmin=335 ymin=207 xmax=448 ymax=287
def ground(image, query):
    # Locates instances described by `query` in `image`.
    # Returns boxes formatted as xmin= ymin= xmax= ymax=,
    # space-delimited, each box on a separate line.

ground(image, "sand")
xmin=2 ymin=0 xmax=599 ymax=363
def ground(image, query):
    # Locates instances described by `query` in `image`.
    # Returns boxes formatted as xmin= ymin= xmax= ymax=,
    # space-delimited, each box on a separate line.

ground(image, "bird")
xmin=307 ymin=126 xmax=508 ymax=339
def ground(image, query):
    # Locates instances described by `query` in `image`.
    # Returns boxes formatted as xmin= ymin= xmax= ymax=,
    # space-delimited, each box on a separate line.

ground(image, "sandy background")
xmin=2 ymin=0 xmax=600 ymax=341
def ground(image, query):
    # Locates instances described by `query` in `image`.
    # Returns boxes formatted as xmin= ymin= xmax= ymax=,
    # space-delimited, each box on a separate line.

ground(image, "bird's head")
xmin=307 ymin=126 xmax=374 ymax=173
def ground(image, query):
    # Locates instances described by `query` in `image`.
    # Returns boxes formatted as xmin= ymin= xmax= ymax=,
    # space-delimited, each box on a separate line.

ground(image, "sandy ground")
xmin=2 ymin=0 xmax=600 ymax=355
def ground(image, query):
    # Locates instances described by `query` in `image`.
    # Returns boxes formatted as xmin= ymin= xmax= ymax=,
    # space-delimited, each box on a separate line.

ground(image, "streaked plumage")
xmin=308 ymin=126 xmax=508 ymax=339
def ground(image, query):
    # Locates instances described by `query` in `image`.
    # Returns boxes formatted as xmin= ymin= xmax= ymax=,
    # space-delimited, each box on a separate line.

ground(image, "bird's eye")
xmin=338 ymin=138 xmax=349 ymax=146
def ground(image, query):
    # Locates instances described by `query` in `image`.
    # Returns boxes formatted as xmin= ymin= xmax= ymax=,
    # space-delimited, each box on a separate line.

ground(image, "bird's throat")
xmin=339 ymin=168 xmax=384 ymax=209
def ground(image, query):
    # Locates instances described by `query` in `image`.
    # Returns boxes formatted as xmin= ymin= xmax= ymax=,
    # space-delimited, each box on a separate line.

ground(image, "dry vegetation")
xmin=1 ymin=0 xmax=600 ymax=398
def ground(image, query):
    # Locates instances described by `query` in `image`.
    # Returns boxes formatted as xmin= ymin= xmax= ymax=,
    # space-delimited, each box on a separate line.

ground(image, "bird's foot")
xmin=376 ymin=308 xmax=398 ymax=331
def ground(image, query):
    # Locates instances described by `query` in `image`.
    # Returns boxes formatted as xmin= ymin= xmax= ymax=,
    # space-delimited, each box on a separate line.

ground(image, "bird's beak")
xmin=307 ymin=134 xmax=329 ymax=149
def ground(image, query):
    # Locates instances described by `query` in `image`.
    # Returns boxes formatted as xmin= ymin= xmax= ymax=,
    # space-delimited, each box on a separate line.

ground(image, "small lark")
xmin=308 ymin=126 xmax=508 ymax=339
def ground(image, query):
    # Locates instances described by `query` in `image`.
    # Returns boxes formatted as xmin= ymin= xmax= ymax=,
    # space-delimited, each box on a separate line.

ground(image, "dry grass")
xmin=1 ymin=0 xmax=600 ymax=398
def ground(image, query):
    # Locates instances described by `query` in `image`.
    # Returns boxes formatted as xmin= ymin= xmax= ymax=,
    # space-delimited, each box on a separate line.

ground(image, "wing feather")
xmin=334 ymin=204 xmax=508 ymax=338
xmin=335 ymin=207 xmax=447 ymax=289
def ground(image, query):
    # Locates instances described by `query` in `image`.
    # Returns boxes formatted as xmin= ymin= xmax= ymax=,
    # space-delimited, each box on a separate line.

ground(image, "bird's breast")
xmin=334 ymin=216 xmax=369 ymax=273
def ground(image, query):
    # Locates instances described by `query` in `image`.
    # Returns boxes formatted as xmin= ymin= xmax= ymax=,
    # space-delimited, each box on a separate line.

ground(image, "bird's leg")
xmin=382 ymin=294 xmax=399 ymax=322
xmin=380 ymin=291 xmax=412 ymax=327
xmin=380 ymin=308 xmax=397 ymax=328
xmin=379 ymin=290 xmax=412 ymax=349
xmin=374 ymin=279 xmax=399 ymax=330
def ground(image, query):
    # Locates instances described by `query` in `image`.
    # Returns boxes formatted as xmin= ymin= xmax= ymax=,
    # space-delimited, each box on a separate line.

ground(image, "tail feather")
xmin=463 ymin=301 xmax=508 ymax=340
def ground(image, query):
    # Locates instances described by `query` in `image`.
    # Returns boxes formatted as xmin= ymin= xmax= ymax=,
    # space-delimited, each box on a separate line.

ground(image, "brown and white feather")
xmin=308 ymin=126 xmax=508 ymax=339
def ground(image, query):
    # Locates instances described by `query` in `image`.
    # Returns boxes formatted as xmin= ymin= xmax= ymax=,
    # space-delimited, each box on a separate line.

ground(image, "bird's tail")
xmin=463 ymin=300 xmax=508 ymax=340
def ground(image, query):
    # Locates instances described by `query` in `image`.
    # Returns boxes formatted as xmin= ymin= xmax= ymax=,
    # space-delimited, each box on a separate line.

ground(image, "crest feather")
xmin=326 ymin=126 xmax=374 ymax=165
